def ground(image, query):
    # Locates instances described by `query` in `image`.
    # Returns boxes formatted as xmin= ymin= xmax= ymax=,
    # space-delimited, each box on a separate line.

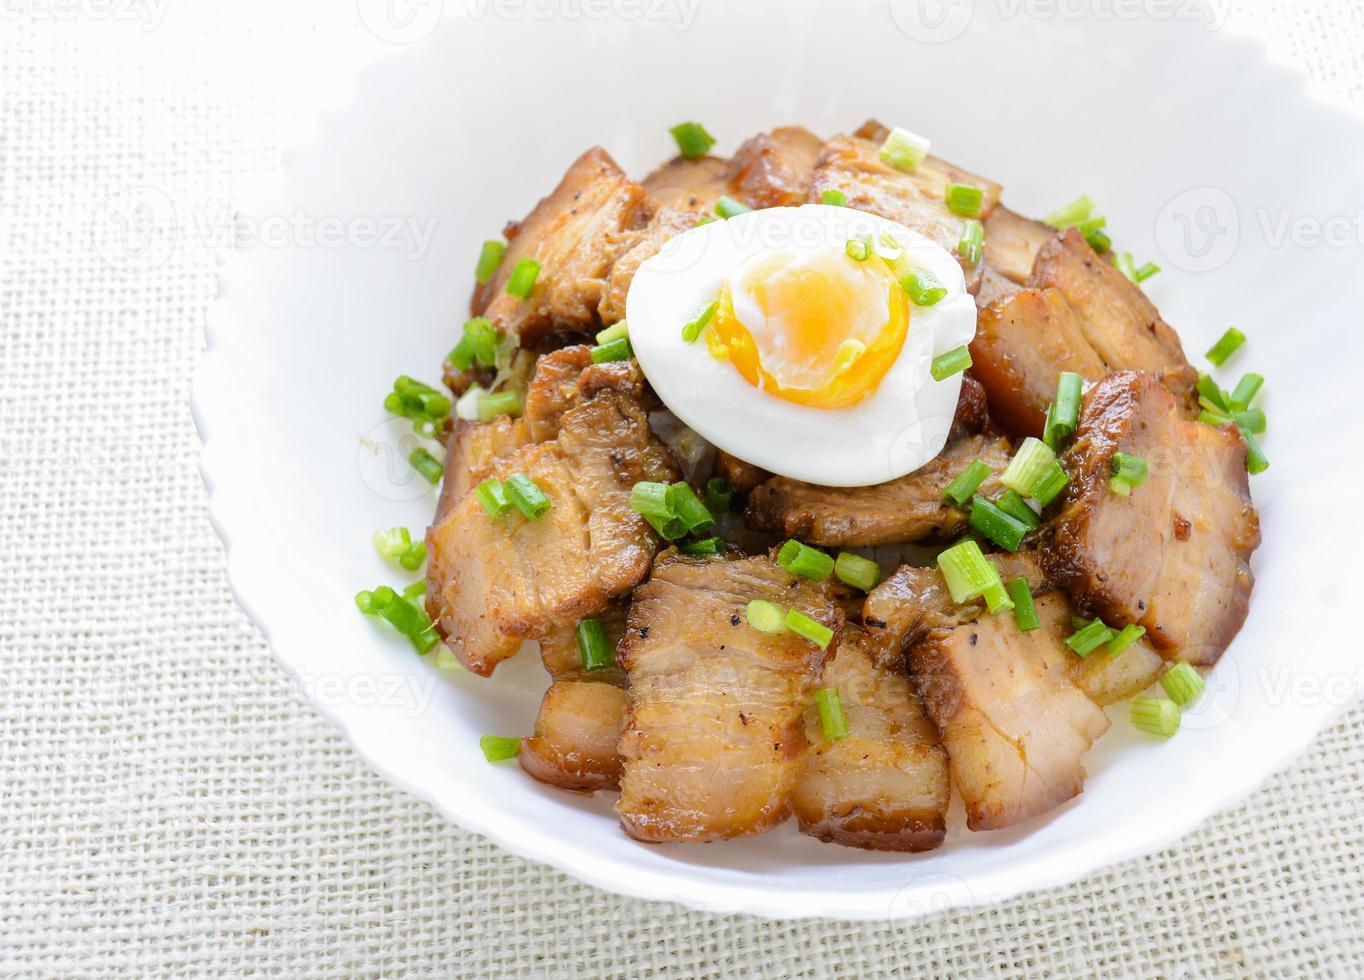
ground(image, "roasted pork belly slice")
xmin=970 ymin=288 xmax=1109 ymax=438
xmin=426 ymin=389 xmax=678 ymax=675
xmin=1039 ymin=371 xmax=1260 ymax=665
xmin=1028 ymin=229 xmax=1197 ymax=401
xmin=598 ymin=205 xmax=698 ymax=325
xmin=911 ymin=605 xmax=1111 ymax=831
xmin=615 ymin=552 xmax=842 ymax=843
xmin=727 ymin=126 xmax=823 ymax=208
xmin=792 ymin=630 xmax=949 ymax=851
xmin=641 ymin=155 xmax=730 ymax=215
xmin=474 ymin=147 xmax=649 ymax=346
xmin=519 ymin=603 xmax=630 ymax=792
xmin=715 ymin=450 xmax=771 ymax=496
xmin=949 ymin=371 xmax=991 ymax=440
xmin=983 ymin=205 xmax=1052 ymax=284
xmin=436 ymin=416 xmax=526 ymax=522
xmin=745 ymin=435 xmax=1012 ymax=548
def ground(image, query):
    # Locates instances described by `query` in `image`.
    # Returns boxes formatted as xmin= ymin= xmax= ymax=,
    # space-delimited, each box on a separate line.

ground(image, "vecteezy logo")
xmin=888 ymin=0 xmax=974 ymax=43
xmin=357 ymin=419 xmax=441 ymax=502
xmin=886 ymin=872 xmax=977 ymax=919
xmin=1154 ymin=186 xmax=1240 ymax=273
xmin=356 ymin=0 xmax=444 ymax=43
xmin=91 ymin=185 xmax=177 ymax=270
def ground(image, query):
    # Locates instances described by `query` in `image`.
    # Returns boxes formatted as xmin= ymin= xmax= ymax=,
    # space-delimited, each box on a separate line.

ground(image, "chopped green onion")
xmin=879 ymin=126 xmax=931 ymax=173
xmin=448 ymin=336 xmax=476 ymax=372
xmin=994 ymin=489 xmax=1041 ymax=529
xmin=845 ymin=234 xmax=873 ymax=262
xmin=1130 ymin=697 xmax=1180 ymax=738
xmin=1048 ymin=372 xmax=1084 ymax=447
xmin=1065 ymin=617 xmax=1116 ymax=657
xmin=679 ymin=536 xmax=724 ymax=556
xmin=504 ymin=473 xmax=551 ymax=520
xmin=373 ymin=526 xmax=412 ymax=561
xmin=356 ymin=584 xmax=439 ymax=654
xmin=902 ymin=268 xmax=948 ymax=307
xmin=1110 ymin=452 xmax=1149 ymax=490
xmin=1070 ymin=614 xmax=1090 ymax=631
xmin=936 ymin=539 xmax=1009 ymax=611
xmin=716 ymin=195 xmax=752 ymax=219
xmin=475 ymin=478 xmax=511 ymax=518
xmin=981 ymin=579 xmax=1014 ymax=615
xmin=409 ymin=448 xmax=443 ymax=484
xmin=777 ymin=540 xmax=834 ymax=581
xmin=1030 ymin=461 xmax=1069 ymax=507
xmin=475 ymin=240 xmax=507 ymax=285
xmin=477 ymin=389 xmax=522 ymax=422
xmin=461 ymin=317 xmax=500 ymax=368
xmin=1080 ymin=220 xmax=1111 ymax=254
xmin=1044 ymin=195 xmax=1095 ymax=229
xmin=1000 ymin=437 xmax=1057 ymax=497
xmin=1206 ymin=327 xmax=1245 ymax=366
xmin=1242 ymin=428 xmax=1269 ymax=475
xmin=813 ymin=688 xmax=849 ymax=742
xmin=1134 ymin=261 xmax=1160 ymax=282
xmin=930 ymin=345 xmax=972 ymax=381
xmin=945 ymin=182 xmax=984 ymax=217
xmin=1113 ymin=252 xmax=1138 ymax=282
xmin=969 ymin=493 xmax=1030 ymax=552
xmin=1106 ymin=623 xmax=1147 ymax=656
xmin=385 ymin=376 xmax=452 ymax=436
xmin=681 ymin=299 xmax=718 ymax=343
xmin=944 ymin=459 xmax=993 ymax=507
xmin=669 ymin=121 xmax=716 ymax=159
xmin=1199 ymin=409 xmax=1232 ymax=428
xmin=834 ymin=552 xmax=880 ymax=592
xmin=504 ymin=258 xmax=541 ymax=299
xmin=785 ymin=608 xmax=833 ymax=649
xmin=1006 ymin=577 xmax=1039 ymax=631
xmin=1109 ymin=477 xmax=1132 ymax=497
xmin=1196 ymin=373 xmax=1230 ymax=412
xmin=480 ymin=734 xmax=521 ymax=762
xmin=958 ymin=218 xmax=985 ymax=265
xmin=1161 ymin=662 xmax=1205 ymax=706
xmin=666 ymin=482 xmax=715 ymax=534
xmin=704 ymin=477 xmax=733 ymax=513
xmin=1229 ymin=373 xmax=1264 ymax=411
xmin=590 ymin=336 xmax=633 ymax=363
xmin=577 ymin=618 xmax=614 ymax=672
xmin=821 ymin=189 xmax=847 ymax=206
xmin=1233 ymin=408 xmax=1266 ymax=434
xmin=745 ymin=599 xmax=787 ymax=635
xmin=402 ymin=580 xmax=426 ymax=602
xmin=595 ymin=321 xmax=629 ymax=345
xmin=630 ymin=481 xmax=685 ymax=540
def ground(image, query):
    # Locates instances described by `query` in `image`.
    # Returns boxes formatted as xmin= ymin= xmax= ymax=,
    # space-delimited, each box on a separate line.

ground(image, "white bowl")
xmin=195 ymin=1 xmax=1364 ymax=919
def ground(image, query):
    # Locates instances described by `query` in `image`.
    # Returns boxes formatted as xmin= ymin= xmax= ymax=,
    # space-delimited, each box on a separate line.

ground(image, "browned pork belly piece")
xmin=472 ymin=147 xmax=649 ymax=347
xmin=436 ymin=416 xmax=525 ymax=521
xmin=598 ymin=205 xmax=698 ymax=325
xmin=983 ymin=205 xmax=1053 ymax=285
xmin=1038 ymin=371 xmax=1260 ymax=665
xmin=727 ymin=126 xmax=823 ymax=208
xmin=641 ymin=155 xmax=731 ymax=215
xmin=519 ymin=603 xmax=630 ymax=792
xmin=615 ymin=551 xmax=842 ymax=842
xmin=792 ymin=630 xmax=949 ymax=851
xmin=745 ymin=434 xmax=1012 ymax=548
xmin=949 ymin=371 xmax=991 ymax=440
xmin=425 ymin=371 xmax=679 ymax=675
xmin=1027 ymin=229 xmax=1197 ymax=402
xmin=715 ymin=449 xmax=772 ymax=496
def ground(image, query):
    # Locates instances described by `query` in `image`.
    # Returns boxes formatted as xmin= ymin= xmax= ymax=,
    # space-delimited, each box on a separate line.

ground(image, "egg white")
xmin=626 ymin=204 xmax=977 ymax=487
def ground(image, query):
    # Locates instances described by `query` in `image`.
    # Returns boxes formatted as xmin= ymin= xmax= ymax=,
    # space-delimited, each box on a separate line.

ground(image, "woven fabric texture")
xmin=2 ymin=3 xmax=1362 ymax=977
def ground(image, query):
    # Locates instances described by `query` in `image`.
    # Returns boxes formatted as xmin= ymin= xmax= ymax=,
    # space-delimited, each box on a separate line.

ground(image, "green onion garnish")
xmin=1199 ymin=409 xmax=1232 ymax=427
xmin=704 ymin=477 xmax=733 ymax=513
xmin=1134 ymin=262 xmax=1160 ymax=282
xmin=834 ymin=552 xmax=881 ymax=592
xmin=1114 ymin=252 xmax=1138 ymax=282
xmin=505 ymin=258 xmax=541 ymax=299
xmin=1080 ymin=221 xmax=1111 ymax=254
xmin=715 ymin=195 xmax=752 ymax=219
xmin=474 ymin=478 xmax=511 ymax=518
xmin=409 ymin=448 xmax=443 ymax=484
xmin=681 ymin=299 xmax=718 ymax=343
xmin=666 ymin=482 xmax=715 ymax=534
xmin=936 ymin=539 xmax=1011 ymax=612
xmin=994 ymin=489 xmax=1041 ymax=529
xmin=402 ymin=580 xmax=426 ymax=602
xmin=1110 ymin=452 xmax=1149 ymax=489
xmin=1006 ymin=577 xmax=1039 ymax=631
xmin=776 ymin=540 xmax=834 ymax=582
xmin=475 ymin=240 xmax=507 ymax=285
xmin=1206 ymin=327 xmax=1246 ymax=366
xmin=1106 ymin=623 xmax=1147 ymax=656
xmin=1196 ymin=373 xmax=1230 ymax=412
xmin=1242 ymin=429 xmax=1269 ymax=475
xmin=669 ymin=121 xmax=716 ymax=159
xmin=1000 ymin=437 xmax=1057 ymax=497
xmin=1044 ymin=194 xmax=1095 ymax=229
xmin=785 ymin=608 xmax=833 ymax=649
xmin=813 ymin=688 xmax=849 ymax=742
xmin=943 ymin=458 xmax=992 ymax=507
xmin=821 ymin=189 xmax=847 ymax=207
xmin=1030 ymin=461 xmax=1069 ymax=507
xmin=385 ymin=376 xmax=452 ymax=436
xmin=879 ymin=126 xmax=931 ymax=174
xmin=958 ymin=218 xmax=985 ymax=265
xmin=1065 ymin=617 xmax=1116 ymax=657
xmin=1229 ymin=373 xmax=1264 ymax=411
xmin=590 ymin=336 xmax=633 ymax=363
xmin=448 ymin=336 xmax=476 ymax=372
xmin=1161 ymin=662 xmax=1205 ymax=706
xmin=477 ymin=389 xmax=523 ymax=422
xmin=577 ymin=618 xmax=614 ymax=672
xmin=902 ymin=268 xmax=948 ymax=307
xmin=930 ymin=345 xmax=972 ymax=381
xmin=745 ymin=599 xmax=787 ymax=635
xmin=845 ymin=234 xmax=873 ymax=262
xmin=1130 ymin=697 xmax=1180 ymax=738
xmin=356 ymin=584 xmax=439 ymax=654
xmin=1048 ymin=372 xmax=1084 ymax=447
xmin=373 ymin=527 xmax=426 ymax=571
xmin=945 ymin=182 xmax=984 ymax=217
xmin=1234 ymin=408 xmax=1266 ymax=434
xmin=595 ymin=321 xmax=628 ymax=345
xmin=479 ymin=734 xmax=521 ymax=762
xmin=630 ymin=481 xmax=686 ymax=540
xmin=969 ymin=493 xmax=1030 ymax=552
xmin=462 ymin=316 xmax=500 ymax=368
xmin=504 ymin=473 xmax=551 ymax=520
xmin=679 ymin=536 xmax=724 ymax=556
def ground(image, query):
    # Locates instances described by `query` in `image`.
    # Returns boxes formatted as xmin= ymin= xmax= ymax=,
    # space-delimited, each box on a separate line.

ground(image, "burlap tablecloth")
xmin=3 ymin=3 xmax=1362 ymax=976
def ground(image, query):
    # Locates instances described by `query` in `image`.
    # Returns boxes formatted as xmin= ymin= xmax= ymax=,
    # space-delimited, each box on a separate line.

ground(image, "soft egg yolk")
xmin=707 ymin=248 xmax=909 ymax=409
